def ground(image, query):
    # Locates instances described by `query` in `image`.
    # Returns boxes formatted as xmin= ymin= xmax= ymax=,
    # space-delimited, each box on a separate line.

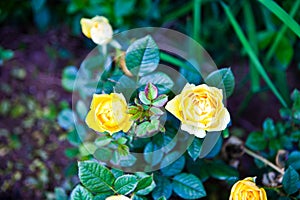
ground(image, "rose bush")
xmin=85 ymin=93 xmax=132 ymax=134
xmin=229 ymin=177 xmax=267 ymax=200
xmin=166 ymin=83 xmax=230 ymax=138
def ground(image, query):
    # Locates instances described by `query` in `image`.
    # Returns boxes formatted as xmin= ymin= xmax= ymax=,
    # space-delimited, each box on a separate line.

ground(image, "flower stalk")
xmin=244 ymin=147 xmax=284 ymax=175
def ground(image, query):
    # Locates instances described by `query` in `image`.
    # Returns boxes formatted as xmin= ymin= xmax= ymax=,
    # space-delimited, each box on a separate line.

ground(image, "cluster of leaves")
xmin=59 ymin=33 xmax=239 ymax=199
xmin=245 ymin=89 xmax=300 ymax=199
xmin=129 ymin=83 xmax=168 ymax=137
xmin=71 ymin=161 xmax=156 ymax=200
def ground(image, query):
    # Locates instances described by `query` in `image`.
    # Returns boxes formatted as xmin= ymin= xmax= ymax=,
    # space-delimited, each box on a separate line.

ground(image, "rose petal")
xmin=181 ymin=123 xmax=206 ymax=138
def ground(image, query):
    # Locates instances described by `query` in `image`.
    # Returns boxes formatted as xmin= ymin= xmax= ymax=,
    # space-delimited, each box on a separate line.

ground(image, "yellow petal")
xmin=85 ymin=110 xmax=104 ymax=132
xmin=165 ymin=95 xmax=183 ymax=121
xmin=181 ymin=123 xmax=206 ymax=138
xmin=91 ymin=94 xmax=111 ymax=109
xmin=106 ymin=195 xmax=131 ymax=200
xmin=122 ymin=119 xmax=133 ymax=133
xmin=80 ymin=18 xmax=93 ymax=38
xmin=206 ymin=107 xmax=230 ymax=132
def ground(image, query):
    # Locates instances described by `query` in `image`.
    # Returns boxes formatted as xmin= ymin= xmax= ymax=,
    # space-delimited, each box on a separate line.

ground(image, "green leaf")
xmin=76 ymin=100 xmax=88 ymax=121
xmin=145 ymin=83 xmax=158 ymax=100
xmin=152 ymin=175 xmax=172 ymax=200
xmin=132 ymin=195 xmax=147 ymax=200
xmin=57 ymin=109 xmax=74 ymax=130
xmin=117 ymin=137 xmax=128 ymax=145
xmin=188 ymin=138 xmax=203 ymax=161
xmin=70 ymin=185 xmax=93 ymax=200
xmin=154 ymin=132 xmax=177 ymax=153
xmin=111 ymin=168 xmax=124 ymax=178
xmin=79 ymin=142 xmax=97 ymax=156
xmin=161 ymin=154 xmax=185 ymax=177
xmin=172 ymin=173 xmax=206 ymax=199
xmin=62 ymin=66 xmax=77 ymax=92
xmin=54 ymin=187 xmax=67 ymax=200
xmin=135 ymin=175 xmax=156 ymax=195
xmin=136 ymin=122 xmax=151 ymax=137
xmin=139 ymin=72 xmax=174 ymax=94
xmin=287 ymin=151 xmax=300 ymax=170
xmin=128 ymin=106 xmax=140 ymax=115
xmin=125 ymin=35 xmax=159 ymax=76
xmin=95 ymin=136 xmax=112 ymax=147
xmin=152 ymin=95 xmax=168 ymax=107
xmin=94 ymin=148 xmax=113 ymax=161
xmin=114 ymin=174 xmax=138 ymax=195
xmin=282 ymin=166 xmax=300 ymax=195
xmin=204 ymin=68 xmax=235 ymax=98
xmin=93 ymin=191 xmax=114 ymax=200
xmin=150 ymin=107 xmax=164 ymax=116
xmin=263 ymin=118 xmax=277 ymax=138
xmin=78 ymin=161 xmax=115 ymax=193
xmin=245 ymin=131 xmax=267 ymax=151
xmin=157 ymin=197 xmax=167 ymax=200
xmin=144 ymin=142 xmax=163 ymax=166
xmin=119 ymin=154 xmax=137 ymax=167
xmin=208 ymin=160 xmax=239 ymax=180
xmin=139 ymin=91 xmax=151 ymax=105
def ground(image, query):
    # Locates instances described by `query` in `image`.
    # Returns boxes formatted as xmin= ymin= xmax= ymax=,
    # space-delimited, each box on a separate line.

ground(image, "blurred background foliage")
xmin=0 ymin=0 xmax=299 ymax=199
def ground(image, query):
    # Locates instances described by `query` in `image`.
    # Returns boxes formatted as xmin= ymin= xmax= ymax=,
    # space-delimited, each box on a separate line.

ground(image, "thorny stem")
xmin=244 ymin=148 xmax=284 ymax=175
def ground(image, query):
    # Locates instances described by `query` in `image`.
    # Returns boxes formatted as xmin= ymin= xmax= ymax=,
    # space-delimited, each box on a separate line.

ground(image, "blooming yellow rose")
xmin=85 ymin=93 xmax=132 ymax=134
xmin=165 ymin=83 xmax=230 ymax=138
xmin=80 ymin=16 xmax=113 ymax=45
xmin=229 ymin=177 xmax=268 ymax=200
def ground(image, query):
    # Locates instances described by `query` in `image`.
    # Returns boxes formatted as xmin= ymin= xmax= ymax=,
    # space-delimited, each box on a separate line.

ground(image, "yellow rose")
xmin=106 ymin=195 xmax=131 ymax=200
xmin=80 ymin=16 xmax=113 ymax=45
xmin=165 ymin=83 xmax=230 ymax=138
xmin=229 ymin=177 xmax=268 ymax=200
xmin=85 ymin=93 xmax=133 ymax=134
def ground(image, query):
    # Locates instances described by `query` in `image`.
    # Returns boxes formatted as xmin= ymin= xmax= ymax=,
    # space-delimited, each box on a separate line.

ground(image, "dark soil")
xmin=0 ymin=25 xmax=89 ymax=199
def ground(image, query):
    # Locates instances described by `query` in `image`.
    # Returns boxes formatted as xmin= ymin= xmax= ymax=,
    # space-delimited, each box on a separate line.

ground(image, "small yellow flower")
xmin=165 ymin=83 xmax=230 ymax=138
xmin=85 ymin=93 xmax=133 ymax=134
xmin=229 ymin=177 xmax=268 ymax=200
xmin=106 ymin=195 xmax=131 ymax=200
xmin=80 ymin=16 xmax=113 ymax=45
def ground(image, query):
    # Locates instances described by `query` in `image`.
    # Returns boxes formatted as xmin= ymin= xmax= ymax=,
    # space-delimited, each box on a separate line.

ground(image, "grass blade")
xmin=221 ymin=2 xmax=288 ymax=108
xmin=193 ymin=0 xmax=202 ymax=42
xmin=265 ymin=0 xmax=300 ymax=63
xmin=258 ymin=0 xmax=300 ymax=38
xmin=159 ymin=52 xmax=198 ymax=74
xmin=243 ymin=0 xmax=260 ymax=92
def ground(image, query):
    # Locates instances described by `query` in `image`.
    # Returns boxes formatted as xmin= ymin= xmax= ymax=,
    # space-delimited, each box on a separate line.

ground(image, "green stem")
xmin=265 ymin=0 xmax=300 ymax=64
xmin=244 ymin=148 xmax=284 ymax=175
xmin=221 ymin=2 xmax=288 ymax=108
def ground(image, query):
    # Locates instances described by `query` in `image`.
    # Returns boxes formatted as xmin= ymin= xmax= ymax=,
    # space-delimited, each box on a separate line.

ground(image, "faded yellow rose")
xmin=106 ymin=195 xmax=131 ymax=200
xmin=80 ymin=16 xmax=113 ymax=45
xmin=165 ymin=83 xmax=230 ymax=138
xmin=85 ymin=93 xmax=132 ymax=134
xmin=229 ymin=177 xmax=268 ymax=200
